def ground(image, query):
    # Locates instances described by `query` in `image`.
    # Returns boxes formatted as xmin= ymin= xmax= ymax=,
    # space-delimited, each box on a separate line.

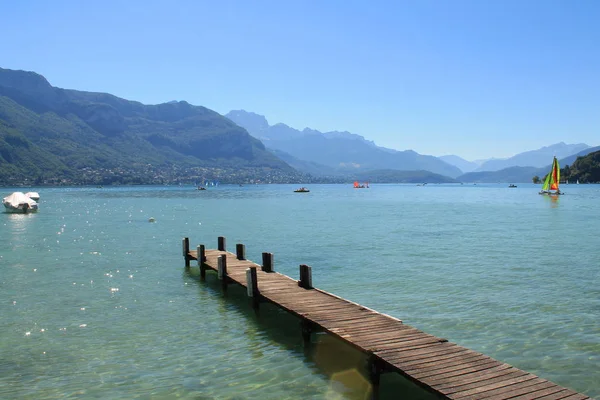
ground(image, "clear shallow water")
xmin=1 ymin=183 xmax=599 ymax=399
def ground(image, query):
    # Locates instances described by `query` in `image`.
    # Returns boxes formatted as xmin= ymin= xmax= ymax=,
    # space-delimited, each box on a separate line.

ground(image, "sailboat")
xmin=539 ymin=156 xmax=563 ymax=195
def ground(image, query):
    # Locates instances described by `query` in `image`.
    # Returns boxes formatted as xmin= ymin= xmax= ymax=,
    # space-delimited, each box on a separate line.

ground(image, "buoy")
xmin=148 ymin=217 xmax=156 ymax=223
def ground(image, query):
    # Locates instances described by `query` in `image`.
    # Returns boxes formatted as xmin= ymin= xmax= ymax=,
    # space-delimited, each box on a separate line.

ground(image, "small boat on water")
xmin=294 ymin=187 xmax=310 ymax=193
xmin=3 ymin=192 xmax=39 ymax=213
xmin=353 ymin=181 xmax=369 ymax=189
xmin=197 ymin=186 xmax=207 ymax=191
xmin=508 ymin=184 xmax=517 ymax=188
xmin=539 ymin=156 xmax=563 ymax=195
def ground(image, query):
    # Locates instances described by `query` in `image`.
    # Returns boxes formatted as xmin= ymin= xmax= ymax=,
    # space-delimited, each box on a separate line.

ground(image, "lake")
xmin=1 ymin=183 xmax=598 ymax=399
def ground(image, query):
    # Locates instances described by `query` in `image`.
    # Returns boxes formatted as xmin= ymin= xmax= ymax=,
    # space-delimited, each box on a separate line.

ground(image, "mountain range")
xmin=1 ymin=66 xmax=597 ymax=186
xmin=0 ymin=67 xmax=300 ymax=185
xmin=226 ymin=110 xmax=598 ymax=182
xmin=458 ymin=145 xmax=600 ymax=183
xmin=473 ymin=142 xmax=590 ymax=171
xmin=225 ymin=110 xmax=463 ymax=178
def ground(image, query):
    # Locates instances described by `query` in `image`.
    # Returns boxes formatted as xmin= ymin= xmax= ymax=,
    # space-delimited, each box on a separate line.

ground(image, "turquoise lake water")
xmin=1 ymin=183 xmax=599 ymax=399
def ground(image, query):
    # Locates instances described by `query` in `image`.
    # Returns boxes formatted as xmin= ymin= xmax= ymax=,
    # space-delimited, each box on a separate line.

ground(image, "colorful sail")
xmin=541 ymin=171 xmax=551 ymax=191
xmin=353 ymin=181 xmax=359 ymax=188
xmin=541 ymin=157 xmax=560 ymax=193
xmin=550 ymin=157 xmax=560 ymax=191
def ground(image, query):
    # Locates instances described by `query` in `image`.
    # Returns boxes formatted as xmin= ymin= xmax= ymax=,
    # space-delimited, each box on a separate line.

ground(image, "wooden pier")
xmin=183 ymin=237 xmax=591 ymax=400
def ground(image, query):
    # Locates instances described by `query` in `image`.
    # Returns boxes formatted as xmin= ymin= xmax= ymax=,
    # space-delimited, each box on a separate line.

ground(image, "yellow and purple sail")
xmin=541 ymin=156 xmax=560 ymax=194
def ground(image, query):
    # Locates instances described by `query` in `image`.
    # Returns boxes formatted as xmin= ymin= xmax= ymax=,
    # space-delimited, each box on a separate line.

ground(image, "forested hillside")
xmin=0 ymin=68 xmax=300 ymax=185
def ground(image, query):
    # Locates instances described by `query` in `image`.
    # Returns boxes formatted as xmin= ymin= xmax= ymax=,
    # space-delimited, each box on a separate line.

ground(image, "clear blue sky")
xmin=1 ymin=0 xmax=599 ymax=160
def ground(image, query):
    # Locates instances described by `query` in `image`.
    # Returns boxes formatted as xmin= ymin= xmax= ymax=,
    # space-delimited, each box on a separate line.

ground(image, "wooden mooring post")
xmin=236 ymin=243 xmax=246 ymax=260
xmin=217 ymin=254 xmax=228 ymax=289
xmin=300 ymin=320 xmax=313 ymax=344
xmin=197 ymin=244 xmax=206 ymax=279
xmin=261 ymin=252 xmax=273 ymax=272
xmin=218 ymin=236 xmax=226 ymax=251
xmin=245 ymin=266 xmax=259 ymax=309
xmin=298 ymin=264 xmax=312 ymax=289
xmin=182 ymin=237 xmax=190 ymax=267
xmin=367 ymin=356 xmax=385 ymax=390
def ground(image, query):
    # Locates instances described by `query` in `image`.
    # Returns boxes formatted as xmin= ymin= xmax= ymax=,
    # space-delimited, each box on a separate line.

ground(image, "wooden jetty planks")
xmin=185 ymin=245 xmax=590 ymax=400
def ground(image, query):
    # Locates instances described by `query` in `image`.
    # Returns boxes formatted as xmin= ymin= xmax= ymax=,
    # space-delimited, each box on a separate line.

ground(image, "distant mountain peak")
xmin=0 ymin=67 xmax=52 ymax=90
xmin=323 ymin=130 xmax=370 ymax=143
xmin=227 ymin=109 xmax=269 ymax=124
xmin=225 ymin=110 xmax=270 ymax=138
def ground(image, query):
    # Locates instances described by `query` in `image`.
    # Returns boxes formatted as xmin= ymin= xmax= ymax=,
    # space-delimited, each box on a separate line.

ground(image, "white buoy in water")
xmin=148 ymin=217 xmax=156 ymax=223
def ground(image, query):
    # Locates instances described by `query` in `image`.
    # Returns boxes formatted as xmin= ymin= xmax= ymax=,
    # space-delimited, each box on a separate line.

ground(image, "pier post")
xmin=217 ymin=254 xmax=228 ymax=289
xmin=367 ymin=356 xmax=383 ymax=398
xmin=300 ymin=320 xmax=313 ymax=344
xmin=245 ymin=266 xmax=259 ymax=309
xmin=182 ymin=237 xmax=190 ymax=267
xmin=236 ymin=243 xmax=246 ymax=260
xmin=197 ymin=245 xmax=206 ymax=279
xmin=298 ymin=264 xmax=313 ymax=289
xmin=261 ymin=252 xmax=274 ymax=272
xmin=218 ymin=236 xmax=226 ymax=251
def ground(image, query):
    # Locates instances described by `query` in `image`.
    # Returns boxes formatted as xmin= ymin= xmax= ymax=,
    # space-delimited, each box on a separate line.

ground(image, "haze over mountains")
xmin=226 ymin=110 xmax=463 ymax=178
xmin=459 ymin=145 xmax=600 ymax=183
xmin=473 ymin=143 xmax=590 ymax=171
xmin=226 ymin=110 xmax=597 ymax=182
xmin=438 ymin=155 xmax=481 ymax=173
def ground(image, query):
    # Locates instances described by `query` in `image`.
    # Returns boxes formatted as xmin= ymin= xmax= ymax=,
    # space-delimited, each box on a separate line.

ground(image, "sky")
xmin=1 ymin=0 xmax=599 ymax=160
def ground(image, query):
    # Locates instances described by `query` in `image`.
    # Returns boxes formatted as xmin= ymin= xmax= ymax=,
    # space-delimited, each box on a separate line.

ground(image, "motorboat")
xmin=3 ymin=192 xmax=39 ymax=213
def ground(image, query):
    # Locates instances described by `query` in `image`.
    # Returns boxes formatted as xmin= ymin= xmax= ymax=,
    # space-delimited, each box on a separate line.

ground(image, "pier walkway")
xmin=183 ymin=237 xmax=590 ymax=400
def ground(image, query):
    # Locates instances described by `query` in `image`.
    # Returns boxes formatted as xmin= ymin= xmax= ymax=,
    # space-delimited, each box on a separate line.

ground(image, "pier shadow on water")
xmin=184 ymin=267 xmax=439 ymax=400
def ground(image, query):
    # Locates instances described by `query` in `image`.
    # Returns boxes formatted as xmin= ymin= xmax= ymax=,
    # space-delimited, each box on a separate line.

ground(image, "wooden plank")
xmin=448 ymin=374 xmax=541 ymax=399
xmin=341 ymin=325 xmax=419 ymax=340
xmin=308 ymin=313 xmax=380 ymax=324
xmin=291 ymin=301 xmax=353 ymax=310
xmin=411 ymin=359 xmax=501 ymax=380
xmin=369 ymin=332 xmax=437 ymax=347
xmin=335 ymin=325 xmax=412 ymax=341
xmin=468 ymin=380 xmax=557 ymax=400
xmin=402 ymin=353 xmax=490 ymax=375
xmin=438 ymin=369 xmax=528 ymax=394
xmin=352 ymin=334 xmax=434 ymax=350
xmin=421 ymin=363 xmax=514 ymax=387
xmin=294 ymin=299 xmax=369 ymax=310
xmin=371 ymin=336 xmax=444 ymax=352
xmin=324 ymin=315 xmax=402 ymax=328
xmin=380 ymin=341 xmax=446 ymax=355
xmin=558 ymin=394 xmax=591 ymax=400
xmin=508 ymin=387 xmax=574 ymax=400
xmin=399 ymin=348 xmax=479 ymax=368
xmin=373 ymin=340 xmax=452 ymax=356
xmin=532 ymin=391 xmax=581 ymax=400
xmin=289 ymin=297 xmax=358 ymax=307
